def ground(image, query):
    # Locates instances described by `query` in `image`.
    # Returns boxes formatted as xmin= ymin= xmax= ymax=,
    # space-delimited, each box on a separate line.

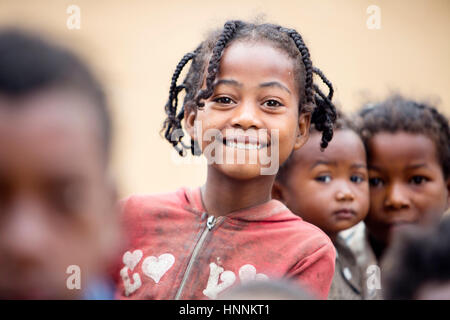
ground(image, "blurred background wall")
xmin=0 ymin=0 xmax=448 ymax=198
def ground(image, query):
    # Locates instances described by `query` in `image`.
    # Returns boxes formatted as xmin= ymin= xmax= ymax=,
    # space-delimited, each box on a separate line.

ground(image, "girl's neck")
xmin=201 ymin=166 xmax=275 ymax=217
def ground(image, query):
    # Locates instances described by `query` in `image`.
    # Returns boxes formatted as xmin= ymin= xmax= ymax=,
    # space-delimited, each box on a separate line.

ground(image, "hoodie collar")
xmin=185 ymin=186 xmax=290 ymax=222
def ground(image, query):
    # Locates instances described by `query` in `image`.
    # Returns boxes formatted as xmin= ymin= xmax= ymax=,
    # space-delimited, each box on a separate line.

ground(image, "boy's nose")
xmin=230 ymin=101 xmax=263 ymax=130
xmin=384 ymin=183 xmax=410 ymax=210
xmin=2 ymin=197 xmax=51 ymax=258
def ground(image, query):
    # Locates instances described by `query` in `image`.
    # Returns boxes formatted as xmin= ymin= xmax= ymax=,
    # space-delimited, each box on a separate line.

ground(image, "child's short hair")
xmin=0 ymin=28 xmax=111 ymax=159
xmin=162 ymin=20 xmax=337 ymax=156
xmin=382 ymin=217 xmax=450 ymax=299
xmin=357 ymin=94 xmax=450 ymax=178
xmin=276 ymin=109 xmax=355 ymax=183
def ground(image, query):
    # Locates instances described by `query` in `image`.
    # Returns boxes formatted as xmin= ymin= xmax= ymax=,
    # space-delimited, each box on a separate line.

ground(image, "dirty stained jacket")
xmin=115 ymin=187 xmax=336 ymax=300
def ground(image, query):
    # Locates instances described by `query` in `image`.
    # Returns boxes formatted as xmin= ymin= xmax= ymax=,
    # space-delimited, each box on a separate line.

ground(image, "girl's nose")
xmin=230 ymin=101 xmax=263 ymax=130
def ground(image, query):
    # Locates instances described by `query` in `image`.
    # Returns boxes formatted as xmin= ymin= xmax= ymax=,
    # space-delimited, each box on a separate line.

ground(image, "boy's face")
xmin=275 ymin=130 xmax=369 ymax=238
xmin=366 ymin=132 xmax=449 ymax=245
xmin=0 ymin=88 xmax=118 ymax=299
xmin=186 ymin=41 xmax=310 ymax=179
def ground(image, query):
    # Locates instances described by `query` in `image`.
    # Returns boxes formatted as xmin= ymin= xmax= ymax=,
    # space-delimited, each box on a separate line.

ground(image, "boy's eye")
xmin=369 ymin=177 xmax=384 ymax=187
xmin=213 ymin=97 xmax=234 ymax=105
xmin=315 ymin=175 xmax=331 ymax=183
xmin=263 ymin=100 xmax=283 ymax=108
xmin=350 ymin=175 xmax=364 ymax=184
xmin=46 ymin=180 xmax=84 ymax=215
xmin=409 ymin=176 xmax=428 ymax=185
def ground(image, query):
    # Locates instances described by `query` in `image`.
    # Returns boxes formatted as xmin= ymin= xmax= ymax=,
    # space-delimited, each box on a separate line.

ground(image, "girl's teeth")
xmin=226 ymin=141 xmax=262 ymax=150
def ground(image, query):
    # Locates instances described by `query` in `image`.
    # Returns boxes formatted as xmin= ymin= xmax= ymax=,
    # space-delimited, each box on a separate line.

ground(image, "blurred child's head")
xmin=219 ymin=279 xmax=314 ymax=300
xmin=382 ymin=217 xmax=450 ymax=300
xmin=273 ymin=113 xmax=369 ymax=240
xmin=358 ymin=95 xmax=450 ymax=247
xmin=0 ymin=29 xmax=119 ymax=299
xmin=162 ymin=20 xmax=337 ymax=179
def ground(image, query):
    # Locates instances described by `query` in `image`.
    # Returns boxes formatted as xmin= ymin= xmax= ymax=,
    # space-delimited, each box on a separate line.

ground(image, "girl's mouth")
xmin=222 ymin=136 xmax=268 ymax=150
xmin=223 ymin=139 xmax=265 ymax=150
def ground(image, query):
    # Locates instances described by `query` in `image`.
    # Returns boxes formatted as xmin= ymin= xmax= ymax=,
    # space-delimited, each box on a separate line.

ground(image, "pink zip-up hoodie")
xmin=114 ymin=187 xmax=335 ymax=300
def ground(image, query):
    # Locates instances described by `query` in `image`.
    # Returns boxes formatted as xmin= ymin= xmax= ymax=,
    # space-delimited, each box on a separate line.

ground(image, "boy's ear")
xmin=294 ymin=112 xmax=311 ymax=150
xmin=272 ymin=181 xmax=287 ymax=204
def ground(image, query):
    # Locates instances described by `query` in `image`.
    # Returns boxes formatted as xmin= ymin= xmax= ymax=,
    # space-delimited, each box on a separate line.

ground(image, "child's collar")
xmin=184 ymin=186 xmax=292 ymax=222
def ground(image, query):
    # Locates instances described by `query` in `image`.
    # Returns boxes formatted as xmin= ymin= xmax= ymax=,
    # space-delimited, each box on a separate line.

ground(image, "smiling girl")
xmin=116 ymin=20 xmax=338 ymax=300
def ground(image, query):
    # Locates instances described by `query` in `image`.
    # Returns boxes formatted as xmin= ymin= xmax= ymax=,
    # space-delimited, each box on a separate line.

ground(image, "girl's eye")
xmin=409 ymin=176 xmax=428 ymax=185
xmin=263 ymin=100 xmax=283 ymax=108
xmin=315 ymin=175 xmax=331 ymax=183
xmin=350 ymin=175 xmax=364 ymax=184
xmin=214 ymin=97 xmax=234 ymax=105
xmin=369 ymin=177 xmax=384 ymax=187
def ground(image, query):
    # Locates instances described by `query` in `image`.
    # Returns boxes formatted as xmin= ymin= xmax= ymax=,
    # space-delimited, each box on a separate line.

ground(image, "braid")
xmin=195 ymin=20 xmax=243 ymax=107
xmin=162 ymin=52 xmax=195 ymax=156
xmin=283 ymin=30 xmax=336 ymax=149
xmin=311 ymin=67 xmax=337 ymax=149
xmin=283 ymin=28 xmax=314 ymax=104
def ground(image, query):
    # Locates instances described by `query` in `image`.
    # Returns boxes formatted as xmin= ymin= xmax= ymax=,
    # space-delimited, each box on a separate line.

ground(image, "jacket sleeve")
xmin=288 ymin=241 xmax=336 ymax=299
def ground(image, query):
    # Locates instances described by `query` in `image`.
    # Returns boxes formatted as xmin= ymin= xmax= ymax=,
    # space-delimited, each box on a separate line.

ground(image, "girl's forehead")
xmin=218 ymin=41 xmax=296 ymax=82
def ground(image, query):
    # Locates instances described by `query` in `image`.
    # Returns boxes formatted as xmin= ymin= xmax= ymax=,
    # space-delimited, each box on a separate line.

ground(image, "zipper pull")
xmin=206 ymin=215 xmax=216 ymax=230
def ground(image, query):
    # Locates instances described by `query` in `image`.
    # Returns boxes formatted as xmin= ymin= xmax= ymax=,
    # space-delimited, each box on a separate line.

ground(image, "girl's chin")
xmin=211 ymin=162 xmax=274 ymax=180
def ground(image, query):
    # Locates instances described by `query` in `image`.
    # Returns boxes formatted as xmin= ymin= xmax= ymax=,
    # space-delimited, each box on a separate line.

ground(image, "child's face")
xmin=366 ymin=132 xmax=449 ymax=245
xmin=276 ymin=130 xmax=369 ymax=237
xmin=186 ymin=41 xmax=309 ymax=179
xmin=0 ymin=89 xmax=119 ymax=299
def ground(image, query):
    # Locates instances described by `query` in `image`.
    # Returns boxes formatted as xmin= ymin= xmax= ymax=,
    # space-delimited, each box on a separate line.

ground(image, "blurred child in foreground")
xmin=0 ymin=29 xmax=120 ymax=299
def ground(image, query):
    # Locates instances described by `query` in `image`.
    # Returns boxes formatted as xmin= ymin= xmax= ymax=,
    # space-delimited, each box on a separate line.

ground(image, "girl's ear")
xmin=272 ymin=181 xmax=287 ymax=204
xmin=184 ymin=105 xmax=197 ymax=139
xmin=294 ymin=112 xmax=311 ymax=150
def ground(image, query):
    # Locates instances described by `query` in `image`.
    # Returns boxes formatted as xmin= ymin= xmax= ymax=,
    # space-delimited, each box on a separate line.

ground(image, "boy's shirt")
xmin=328 ymin=236 xmax=364 ymax=300
xmin=342 ymin=222 xmax=382 ymax=300
xmin=114 ymin=187 xmax=336 ymax=300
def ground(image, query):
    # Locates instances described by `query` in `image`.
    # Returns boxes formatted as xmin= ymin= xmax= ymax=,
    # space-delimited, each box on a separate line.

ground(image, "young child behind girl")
xmin=116 ymin=20 xmax=339 ymax=300
xmin=272 ymin=113 xmax=371 ymax=299
xmin=348 ymin=95 xmax=450 ymax=299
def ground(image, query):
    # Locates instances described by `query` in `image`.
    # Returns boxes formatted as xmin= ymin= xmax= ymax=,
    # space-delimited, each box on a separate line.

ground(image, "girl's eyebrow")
xmin=215 ymin=79 xmax=242 ymax=88
xmin=259 ymin=81 xmax=291 ymax=94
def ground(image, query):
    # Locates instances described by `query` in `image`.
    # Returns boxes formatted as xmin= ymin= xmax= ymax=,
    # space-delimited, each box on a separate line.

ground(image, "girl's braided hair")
xmin=162 ymin=20 xmax=337 ymax=156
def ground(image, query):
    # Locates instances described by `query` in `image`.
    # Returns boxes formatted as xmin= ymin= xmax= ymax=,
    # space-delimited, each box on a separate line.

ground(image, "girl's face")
xmin=366 ymin=132 xmax=450 ymax=245
xmin=275 ymin=130 xmax=369 ymax=238
xmin=186 ymin=41 xmax=310 ymax=180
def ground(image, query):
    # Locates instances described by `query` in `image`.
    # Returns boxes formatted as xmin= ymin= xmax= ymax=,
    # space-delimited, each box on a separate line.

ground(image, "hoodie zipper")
xmin=174 ymin=215 xmax=223 ymax=300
